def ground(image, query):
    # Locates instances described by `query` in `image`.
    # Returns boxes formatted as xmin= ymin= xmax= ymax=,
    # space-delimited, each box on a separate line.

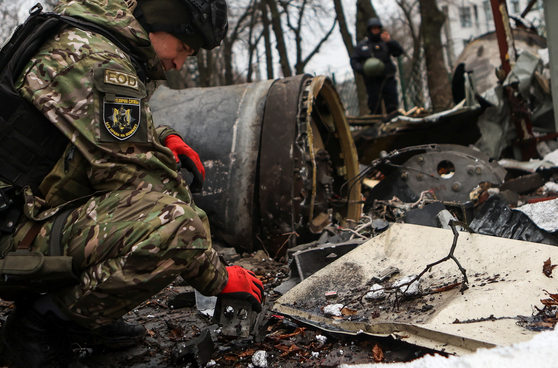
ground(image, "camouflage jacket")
xmin=13 ymin=0 xmax=227 ymax=294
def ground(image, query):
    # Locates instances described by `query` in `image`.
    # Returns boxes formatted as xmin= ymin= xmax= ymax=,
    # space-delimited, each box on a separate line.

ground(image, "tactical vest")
xmin=0 ymin=4 xmax=148 ymax=194
xmin=0 ymin=5 xmax=149 ymax=299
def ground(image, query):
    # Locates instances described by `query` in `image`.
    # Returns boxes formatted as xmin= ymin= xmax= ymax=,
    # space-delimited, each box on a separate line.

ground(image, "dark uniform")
xmin=350 ymin=25 xmax=404 ymax=115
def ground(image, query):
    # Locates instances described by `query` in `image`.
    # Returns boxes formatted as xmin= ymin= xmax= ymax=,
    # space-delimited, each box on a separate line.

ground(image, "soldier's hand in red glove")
xmin=219 ymin=265 xmax=264 ymax=312
xmin=164 ymin=135 xmax=206 ymax=193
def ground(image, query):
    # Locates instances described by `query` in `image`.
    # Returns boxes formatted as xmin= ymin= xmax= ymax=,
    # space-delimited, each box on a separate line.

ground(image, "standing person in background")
xmin=351 ymin=18 xmax=404 ymax=115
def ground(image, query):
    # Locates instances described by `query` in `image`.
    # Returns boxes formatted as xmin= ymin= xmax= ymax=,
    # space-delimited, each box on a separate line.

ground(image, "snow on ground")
xmin=339 ymin=327 xmax=558 ymax=368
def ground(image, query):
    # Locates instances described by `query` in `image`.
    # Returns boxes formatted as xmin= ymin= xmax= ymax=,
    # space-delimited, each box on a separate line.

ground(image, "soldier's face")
xmin=149 ymin=32 xmax=195 ymax=71
xmin=369 ymin=26 xmax=381 ymax=35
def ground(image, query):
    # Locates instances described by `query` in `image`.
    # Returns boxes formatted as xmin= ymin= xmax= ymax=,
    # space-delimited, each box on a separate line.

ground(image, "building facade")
xmin=440 ymin=0 xmax=545 ymax=71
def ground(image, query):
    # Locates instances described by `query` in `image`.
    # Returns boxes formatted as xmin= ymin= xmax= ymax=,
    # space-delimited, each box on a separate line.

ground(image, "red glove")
xmin=219 ymin=266 xmax=264 ymax=312
xmin=164 ymin=135 xmax=205 ymax=193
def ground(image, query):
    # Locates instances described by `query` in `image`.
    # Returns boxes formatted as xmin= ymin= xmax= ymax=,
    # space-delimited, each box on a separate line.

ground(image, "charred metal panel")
xmin=259 ymin=75 xmax=310 ymax=254
xmin=149 ymin=82 xmax=274 ymax=251
xmin=364 ymin=144 xmax=507 ymax=209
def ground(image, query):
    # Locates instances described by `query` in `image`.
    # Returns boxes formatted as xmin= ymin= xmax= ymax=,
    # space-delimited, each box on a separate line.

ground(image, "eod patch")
xmin=103 ymin=96 xmax=141 ymax=140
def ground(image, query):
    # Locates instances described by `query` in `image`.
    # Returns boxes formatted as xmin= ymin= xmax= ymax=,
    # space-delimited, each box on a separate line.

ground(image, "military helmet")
xmin=135 ymin=0 xmax=228 ymax=53
xmin=366 ymin=18 xmax=383 ymax=29
xmin=363 ymin=57 xmax=385 ymax=77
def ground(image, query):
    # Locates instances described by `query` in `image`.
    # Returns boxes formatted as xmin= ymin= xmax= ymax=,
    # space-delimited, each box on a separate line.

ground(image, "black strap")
xmin=48 ymin=207 xmax=74 ymax=257
xmin=0 ymin=10 xmax=150 ymax=190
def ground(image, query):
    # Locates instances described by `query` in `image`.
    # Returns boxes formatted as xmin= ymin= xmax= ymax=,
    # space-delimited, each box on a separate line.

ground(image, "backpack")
xmin=0 ymin=3 xmax=148 ymax=192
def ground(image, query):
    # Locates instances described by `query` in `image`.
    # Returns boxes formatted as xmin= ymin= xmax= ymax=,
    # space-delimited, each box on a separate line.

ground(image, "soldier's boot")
xmin=90 ymin=318 xmax=146 ymax=348
xmin=69 ymin=318 xmax=146 ymax=349
xmin=0 ymin=305 xmax=87 ymax=368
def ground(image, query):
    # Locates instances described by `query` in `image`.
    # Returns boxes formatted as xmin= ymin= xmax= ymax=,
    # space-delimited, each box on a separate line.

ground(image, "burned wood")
xmin=452 ymin=314 xmax=518 ymax=324
xmin=345 ymin=220 xmax=470 ymax=309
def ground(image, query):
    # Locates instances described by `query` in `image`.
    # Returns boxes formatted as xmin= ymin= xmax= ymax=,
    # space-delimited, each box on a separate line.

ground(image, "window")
xmin=459 ymin=6 xmax=472 ymax=28
xmin=473 ymin=5 xmax=479 ymax=23
xmin=483 ymin=1 xmax=492 ymax=21
xmin=510 ymin=0 xmax=520 ymax=13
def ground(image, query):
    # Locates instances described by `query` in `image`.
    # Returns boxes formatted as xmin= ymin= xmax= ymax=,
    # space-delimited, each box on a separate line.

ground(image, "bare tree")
xmin=223 ymin=1 xmax=256 ymax=85
xmin=418 ymin=0 xmax=453 ymax=111
xmin=260 ymin=0 xmax=274 ymax=80
xmin=279 ymin=0 xmax=336 ymax=75
xmin=265 ymin=0 xmax=292 ymax=77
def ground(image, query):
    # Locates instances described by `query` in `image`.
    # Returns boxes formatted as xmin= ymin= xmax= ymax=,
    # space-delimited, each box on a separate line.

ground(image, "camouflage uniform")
xmin=1 ymin=0 xmax=228 ymax=328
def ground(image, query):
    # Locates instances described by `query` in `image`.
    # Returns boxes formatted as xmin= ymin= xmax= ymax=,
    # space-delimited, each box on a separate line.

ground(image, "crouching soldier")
xmin=0 ymin=0 xmax=263 ymax=367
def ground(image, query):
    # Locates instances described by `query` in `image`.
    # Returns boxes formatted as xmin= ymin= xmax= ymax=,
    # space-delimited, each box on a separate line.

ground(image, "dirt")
xmin=0 ymin=251 xmax=441 ymax=367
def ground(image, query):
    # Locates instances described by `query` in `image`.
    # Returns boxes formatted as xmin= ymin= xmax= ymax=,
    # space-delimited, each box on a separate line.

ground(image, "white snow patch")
xmin=515 ymin=198 xmax=558 ymax=232
xmin=323 ymin=303 xmax=344 ymax=317
xmin=393 ymin=275 xmax=421 ymax=296
xmin=252 ymin=350 xmax=268 ymax=368
xmin=365 ymin=284 xmax=386 ymax=300
xmin=316 ymin=334 xmax=327 ymax=346
xmin=339 ymin=327 xmax=558 ymax=368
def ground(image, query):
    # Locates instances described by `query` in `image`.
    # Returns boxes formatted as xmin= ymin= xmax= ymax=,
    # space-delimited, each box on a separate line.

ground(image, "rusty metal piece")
xmin=499 ymin=172 xmax=544 ymax=194
xmin=506 ymin=84 xmax=538 ymax=160
xmin=490 ymin=0 xmax=515 ymax=77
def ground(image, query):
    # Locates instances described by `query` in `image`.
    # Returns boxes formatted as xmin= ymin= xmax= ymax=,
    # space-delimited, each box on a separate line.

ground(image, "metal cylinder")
xmin=149 ymin=75 xmax=360 ymax=256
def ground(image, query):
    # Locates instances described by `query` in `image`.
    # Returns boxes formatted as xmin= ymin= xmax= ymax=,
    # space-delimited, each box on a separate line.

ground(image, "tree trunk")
xmin=246 ymin=7 xmax=259 ymax=83
xmin=197 ymin=50 xmax=211 ymax=87
xmin=265 ymin=0 xmax=292 ymax=77
xmin=333 ymin=0 xmax=354 ymax=55
xmin=223 ymin=40 xmax=234 ymax=85
xmin=222 ymin=3 xmax=254 ymax=85
xmin=355 ymin=0 xmax=378 ymax=115
xmin=261 ymin=1 xmax=274 ymax=80
xmin=419 ymin=0 xmax=452 ymax=112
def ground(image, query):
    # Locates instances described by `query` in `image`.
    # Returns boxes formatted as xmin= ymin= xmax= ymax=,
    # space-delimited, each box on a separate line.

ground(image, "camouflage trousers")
xmin=2 ymin=190 xmax=227 ymax=329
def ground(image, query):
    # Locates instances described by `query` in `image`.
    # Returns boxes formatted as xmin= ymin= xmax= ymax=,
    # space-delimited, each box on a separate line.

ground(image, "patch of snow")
xmin=365 ymin=284 xmax=386 ymax=300
xmin=393 ymin=275 xmax=421 ymax=296
xmin=316 ymin=334 xmax=327 ymax=346
xmin=544 ymin=149 xmax=558 ymax=166
xmin=543 ymin=182 xmax=558 ymax=194
xmin=339 ymin=327 xmax=558 ymax=368
xmin=515 ymin=198 xmax=558 ymax=232
xmin=252 ymin=350 xmax=268 ymax=368
xmin=323 ymin=303 xmax=344 ymax=317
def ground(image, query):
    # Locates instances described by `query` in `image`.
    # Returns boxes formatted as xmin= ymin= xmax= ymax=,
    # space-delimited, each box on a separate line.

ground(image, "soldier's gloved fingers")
xmin=165 ymin=135 xmax=206 ymax=179
xmin=219 ymin=292 xmax=263 ymax=313
xmin=178 ymin=154 xmax=204 ymax=193
xmin=251 ymin=280 xmax=264 ymax=302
